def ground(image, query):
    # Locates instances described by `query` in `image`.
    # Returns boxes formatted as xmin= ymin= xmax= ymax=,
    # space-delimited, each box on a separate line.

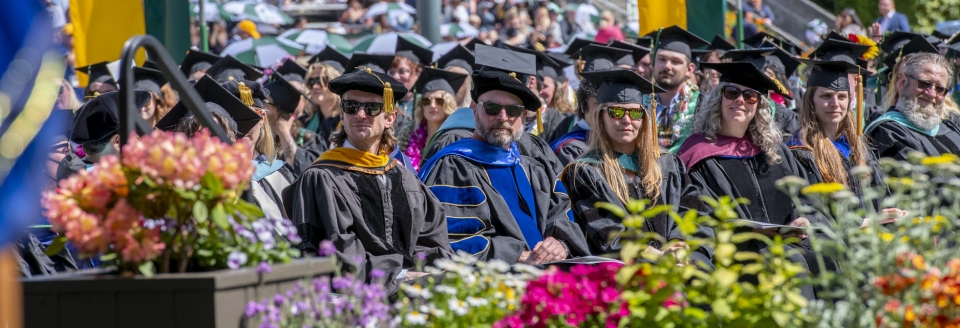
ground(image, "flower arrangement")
xmin=848 ymin=33 xmax=880 ymax=61
xmin=42 ymin=130 xmax=300 ymax=275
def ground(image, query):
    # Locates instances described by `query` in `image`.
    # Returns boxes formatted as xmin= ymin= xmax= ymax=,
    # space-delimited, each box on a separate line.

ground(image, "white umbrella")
xmin=575 ymin=4 xmax=600 ymax=32
xmin=440 ymin=23 xmax=479 ymax=39
xmin=430 ymin=41 xmax=460 ymax=62
xmin=351 ymin=32 xmax=433 ymax=53
xmin=222 ymin=1 xmax=294 ymax=25
xmin=220 ymin=36 xmax=304 ymax=67
xmin=363 ymin=2 xmax=417 ymax=19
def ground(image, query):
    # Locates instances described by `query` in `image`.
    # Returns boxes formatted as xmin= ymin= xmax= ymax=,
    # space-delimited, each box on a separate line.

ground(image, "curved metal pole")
xmin=117 ymin=34 xmax=231 ymax=146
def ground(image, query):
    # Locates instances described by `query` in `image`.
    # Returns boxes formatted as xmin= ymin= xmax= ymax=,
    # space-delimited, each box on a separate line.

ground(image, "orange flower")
xmin=913 ymin=255 xmax=927 ymax=270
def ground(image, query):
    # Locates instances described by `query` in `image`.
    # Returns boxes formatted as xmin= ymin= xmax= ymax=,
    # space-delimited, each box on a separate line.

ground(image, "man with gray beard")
xmin=867 ymin=52 xmax=960 ymax=160
xmin=418 ymin=47 xmax=589 ymax=265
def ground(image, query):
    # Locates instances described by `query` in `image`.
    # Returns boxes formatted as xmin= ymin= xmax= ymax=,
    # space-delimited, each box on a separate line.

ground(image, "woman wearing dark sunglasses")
xmin=678 ymin=62 xmax=824 ymax=300
xmin=561 ymin=70 xmax=714 ymax=266
xmin=301 ymin=63 xmax=343 ymax=144
xmin=402 ymin=68 xmax=468 ymax=172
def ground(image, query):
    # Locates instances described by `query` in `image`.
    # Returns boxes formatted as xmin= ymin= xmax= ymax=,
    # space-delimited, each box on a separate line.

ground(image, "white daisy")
xmin=447 ymin=298 xmax=470 ymax=316
xmin=466 ymin=297 xmax=489 ymax=307
xmin=405 ymin=311 xmax=428 ymax=325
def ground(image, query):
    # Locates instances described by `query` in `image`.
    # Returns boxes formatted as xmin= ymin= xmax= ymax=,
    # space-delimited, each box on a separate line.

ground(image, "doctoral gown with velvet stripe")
xmin=282 ymin=157 xmax=453 ymax=291
xmin=423 ymin=129 xmax=565 ymax=179
xmin=561 ymin=153 xmax=715 ymax=262
xmin=419 ymin=151 xmax=589 ymax=264
xmin=550 ymin=127 xmax=588 ymax=167
xmin=867 ymin=109 xmax=960 ymax=161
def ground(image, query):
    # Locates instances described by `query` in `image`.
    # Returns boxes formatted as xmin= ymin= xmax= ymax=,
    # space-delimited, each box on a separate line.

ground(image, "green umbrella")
xmin=278 ymin=29 xmax=353 ymax=55
xmin=220 ymin=36 xmax=304 ymax=67
xmin=190 ymin=2 xmax=232 ymax=23
xmin=351 ymin=32 xmax=432 ymax=53
xmin=222 ymin=1 xmax=294 ymax=25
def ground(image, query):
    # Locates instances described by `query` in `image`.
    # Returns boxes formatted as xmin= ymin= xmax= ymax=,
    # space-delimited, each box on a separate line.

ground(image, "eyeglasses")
xmin=907 ymin=75 xmax=949 ymax=96
xmin=479 ymin=101 xmax=525 ymax=118
xmin=306 ymin=76 xmax=328 ymax=88
xmin=605 ymin=106 xmax=645 ymax=120
xmin=419 ymin=97 xmax=445 ymax=107
xmin=341 ymin=100 xmax=385 ymax=116
xmin=721 ymin=85 xmax=762 ymax=105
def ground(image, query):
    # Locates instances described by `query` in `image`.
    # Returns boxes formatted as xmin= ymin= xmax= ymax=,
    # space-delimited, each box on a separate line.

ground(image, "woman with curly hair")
xmin=677 ymin=62 xmax=824 ymax=300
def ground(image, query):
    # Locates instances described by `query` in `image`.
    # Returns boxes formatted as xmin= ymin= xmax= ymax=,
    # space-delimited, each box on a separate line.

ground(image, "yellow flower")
xmin=900 ymin=236 xmax=910 ymax=243
xmin=921 ymin=154 xmax=959 ymax=166
xmin=905 ymin=305 xmax=915 ymax=321
xmin=801 ymin=182 xmax=846 ymax=195
xmin=880 ymin=232 xmax=894 ymax=242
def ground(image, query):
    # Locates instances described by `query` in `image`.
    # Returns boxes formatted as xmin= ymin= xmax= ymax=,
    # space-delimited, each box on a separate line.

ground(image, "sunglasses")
xmin=721 ymin=86 xmax=762 ymax=105
xmin=908 ymin=75 xmax=949 ymax=96
xmin=341 ymin=100 xmax=385 ymax=116
xmin=606 ymin=106 xmax=645 ymax=120
xmin=306 ymin=76 xmax=328 ymax=88
xmin=480 ymin=101 xmax=525 ymax=118
xmin=419 ymin=97 xmax=445 ymax=107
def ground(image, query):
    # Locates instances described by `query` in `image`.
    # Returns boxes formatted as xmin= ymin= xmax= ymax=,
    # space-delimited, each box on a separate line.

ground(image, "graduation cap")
xmin=578 ymin=69 xmax=665 ymax=104
xmin=883 ymin=36 xmax=940 ymax=68
xmin=646 ymin=25 xmax=709 ymax=60
xmin=435 ymin=44 xmax=475 ymax=75
xmin=346 ymin=53 xmax=395 ymax=74
xmin=721 ymin=48 xmax=793 ymax=76
xmin=504 ymin=44 xmax=564 ymax=81
xmin=179 ymin=50 xmax=221 ymax=78
xmin=880 ymin=31 xmax=921 ymax=54
xmin=579 ymin=44 xmax=632 ymax=72
xmin=157 ymin=75 xmax=261 ymax=136
xmin=701 ymin=62 xmax=792 ymax=100
xmin=70 ymin=90 xmax=152 ymax=144
xmin=705 ymin=35 xmax=736 ymax=51
xmin=563 ymin=38 xmax=603 ymax=57
xmin=414 ymin=67 xmax=468 ymax=95
xmin=805 ymin=61 xmax=854 ymax=91
xmin=308 ymin=47 xmax=350 ymax=74
xmin=130 ymin=66 xmax=166 ymax=96
xmin=206 ymin=55 xmax=263 ymax=82
xmin=328 ymin=67 xmax=409 ymax=114
xmin=264 ymin=72 xmax=303 ymax=114
xmin=396 ymin=37 xmax=434 ymax=67
xmin=808 ymin=38 xmax=870 ymax=67
xmin=221 ymin=78 xmax=270 ymax=109
xmin=463 ymin=37 xmax=486 ymax=52
xmin=608 ymin=40 xmax=651 ymax=67
xmin=77 ymin=61 xmax=116 ymax=86
xmin=276 ymin=60 xmax=307 ymax=84
xmin=757 ymin=41 xmax=800 ymax=77
xmin=743 ymin=31 xmax=800 ymax=55
xmin=635 ymin=36 xmax=654 ymax=49
xmin=472 ymin=44 xmax=542 ymax=125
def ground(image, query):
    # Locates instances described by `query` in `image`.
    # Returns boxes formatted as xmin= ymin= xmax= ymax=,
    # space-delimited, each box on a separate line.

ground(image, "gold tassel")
xmin=857 ymin=68 xmax=864 ymax=135
xmin=364 ymin=67 xmax=395 ymax=113
xmin=649 ymin=106 xmax=660 ymax=158
xmin=534 ymin=42 xmax=545 ymax=52
xmin=237 ymin=81 xmax=254 ymax=106
xmin=84 ymin=91 xmax=101 ymax=100
xmin=508 ymin=71 xmax=521 ymax=83
xmin=536 ymin=107 xmax=544 ymax=135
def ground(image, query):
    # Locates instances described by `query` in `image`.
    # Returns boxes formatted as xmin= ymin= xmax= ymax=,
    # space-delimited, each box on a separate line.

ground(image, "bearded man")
xmin=867 ymin=52 xmax=960 ymax=160
xmin=642 ymin=26 xmax=708 ymax=153
xmin=418 ymin=49 xmax=589 ymax=265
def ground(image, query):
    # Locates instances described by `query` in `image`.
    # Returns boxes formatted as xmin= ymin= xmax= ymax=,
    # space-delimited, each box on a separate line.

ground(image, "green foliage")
xmin=828 ymin=0 xmax=960 ymax=34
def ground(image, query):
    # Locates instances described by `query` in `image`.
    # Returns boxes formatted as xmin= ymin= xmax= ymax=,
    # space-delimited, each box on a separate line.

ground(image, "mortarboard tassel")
xmin=650 ymin=28 xmax=662 ymax=157
xmin=238 ymin=81 xmax=255 ymax=106
xmin=857 ymin=67 xmax=864 ymax=135
xmin=536 ymin=106 xmax=544 ymax=135
xmin=364 ymin=67 xmax=395 ymax=113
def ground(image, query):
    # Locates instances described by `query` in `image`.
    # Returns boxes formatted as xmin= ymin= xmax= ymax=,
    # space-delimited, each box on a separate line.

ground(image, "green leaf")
xmin=44 ymin=235 xmax=68 ymax=256
xmin=594 ymin=202 xmax=626 ymax=218
xmin=711 ymin=299 xmax=732 ymax=318
xmin=196 ymin=249 xmax=213 ymax=257
xmin=211 ymin=203 xmax=228 ymax=228
xmin=99 ymin=253 xmax=117 ymax=262
xmin=193 ymin=201 xmax=209 ymax=223
xmin=715 ymin=268 xmax=737 ymax=288
xmin=139 ymin=261 xmax=156 ymax=277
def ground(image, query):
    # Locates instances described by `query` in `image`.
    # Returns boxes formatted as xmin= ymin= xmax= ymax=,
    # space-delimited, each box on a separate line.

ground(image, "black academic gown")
xmin=868 ymin=109 xmax=960 ymax=161
xmin=547 ymin=114 xmax=577 ymax=144
xmin=539 ymin=108 xmax=569 ymax=144
xmin=283 ymin=156 xmax=453 ymax=291
xmin=420 ymin=152 xmax=590 ymax=264
xmin=287 ymin=132 xmax=328 ymax=177
xmin=774 ymin=104 xmax=800 ymax=135
xmin=424 ymin=129 xmax=566 ymax=179
xmin=791 ymin=144 xmax=889 ymax=223
xmin=686 ymin=142 xmax=827 ymax=300
xmin=555 ymin=139 xmax=588 ymax=167
xmin=562 ymin=153 xmax=714 ymax=264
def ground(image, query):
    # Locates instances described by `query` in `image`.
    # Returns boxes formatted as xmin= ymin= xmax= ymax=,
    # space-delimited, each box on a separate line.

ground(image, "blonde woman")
xmin=678 ymin=62 xmax=822 ymax=300
xmin=302 ymin=62 xmax=343 ymax=143
xmin=562 ymin=70 xmax=713 ymax=264
xmin=403 ymin=68 xmax=467 ymax=171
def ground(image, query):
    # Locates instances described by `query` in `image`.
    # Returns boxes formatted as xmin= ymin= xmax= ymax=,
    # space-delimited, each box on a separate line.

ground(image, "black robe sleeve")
xmin=546 ymin=114 xmax=576 ymax=144
xmin=555 ymin=139 xmax=588 ymax=167
xmin=774 ymin=105 xmax=800 ymax=135
xmin=421 ymin=154 xmax=589 ymax=264
xmin=287 ymin=132 xmax=328 ymax=176
xmin=422 ymin=128 xmax=473 ymax=163
xmin=868 ymin=121 xmax=925 ymax=161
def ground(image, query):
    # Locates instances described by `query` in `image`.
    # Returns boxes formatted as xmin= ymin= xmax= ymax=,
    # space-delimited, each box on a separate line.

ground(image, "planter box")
xmin=22 ymin=258 xmax=334 ymax=328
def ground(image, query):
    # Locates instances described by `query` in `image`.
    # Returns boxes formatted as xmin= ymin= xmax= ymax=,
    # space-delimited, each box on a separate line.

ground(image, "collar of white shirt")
xmin=885 ymin=10 xmax=896 ymax=19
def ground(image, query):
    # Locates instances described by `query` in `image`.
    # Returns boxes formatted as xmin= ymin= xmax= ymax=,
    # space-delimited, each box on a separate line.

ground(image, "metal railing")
xmin=117 ymin=35 xmax=232 ymax=146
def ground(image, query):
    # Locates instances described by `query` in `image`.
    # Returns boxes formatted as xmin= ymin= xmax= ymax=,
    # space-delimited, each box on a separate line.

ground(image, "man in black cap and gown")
xmin=644 ymin=25 xmax=708 ymax=153
xmin=418 ymin=46 xmax=589 ymax=265
xmin=283 ymin=67 xmax=452 ymax=291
